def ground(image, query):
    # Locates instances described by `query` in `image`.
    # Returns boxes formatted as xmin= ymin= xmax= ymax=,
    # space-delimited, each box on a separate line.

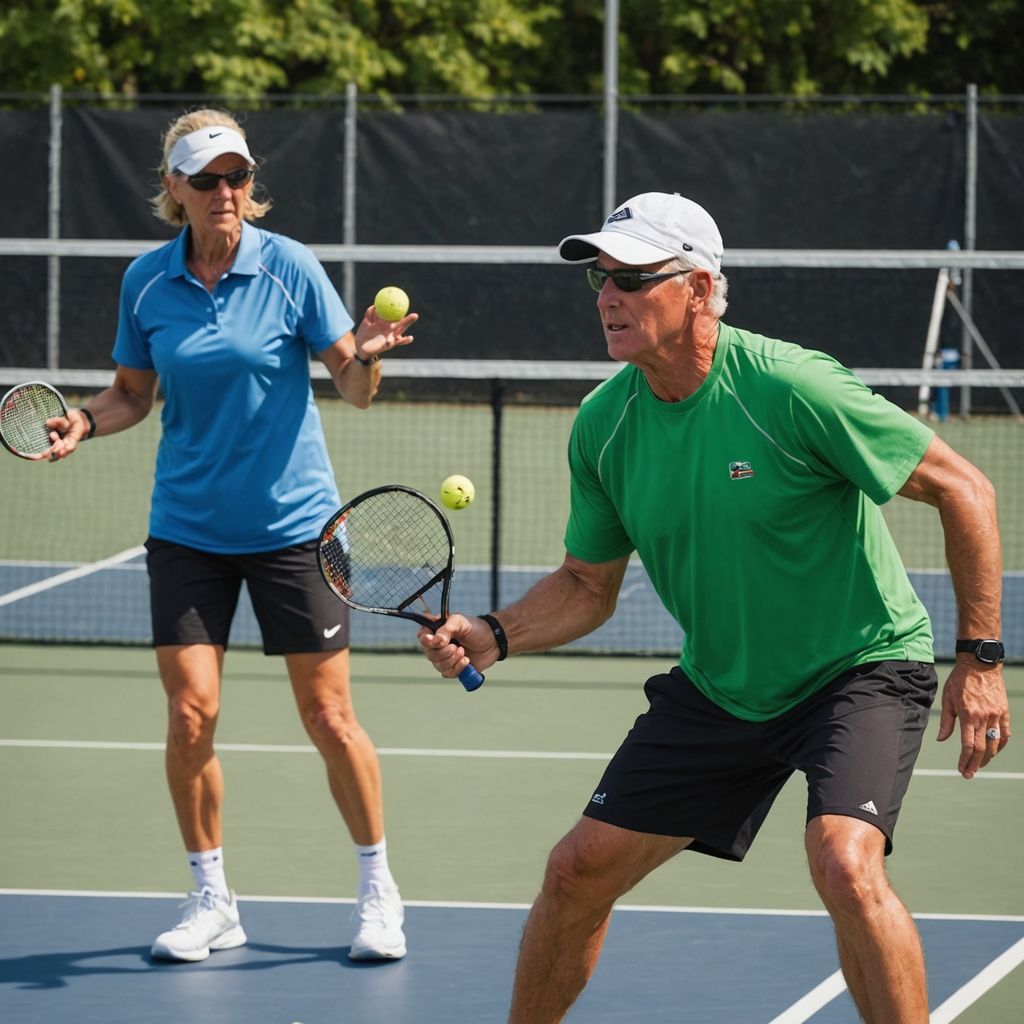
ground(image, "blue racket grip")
xmin=458 ymin=663 xmax=485 ymax=692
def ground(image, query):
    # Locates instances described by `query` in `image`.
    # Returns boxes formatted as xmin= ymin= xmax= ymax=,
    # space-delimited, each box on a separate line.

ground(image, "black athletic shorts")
xmin=145 ymin=536 xmax=350 ymax=655
xmin=582 ymin=660 xmax=937 ymax=860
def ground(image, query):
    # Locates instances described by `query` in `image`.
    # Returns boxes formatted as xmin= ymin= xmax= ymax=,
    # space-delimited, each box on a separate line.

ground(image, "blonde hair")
xmin=150 ymin=108 xmax=272 ymax=227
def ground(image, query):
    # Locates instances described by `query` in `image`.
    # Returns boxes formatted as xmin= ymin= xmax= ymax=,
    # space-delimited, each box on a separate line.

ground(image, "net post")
xmin=489 ymin=378 xmax=504 ymax=612
xmin=342 ymin=81 xmax=358 ymax=314
xmin=602 ymin=0 xmax=620 ymax=216
xmin=961 ymin=83 xmax=979 ymax=417
xmin=47 ymin=83 xmax=63 ymax=372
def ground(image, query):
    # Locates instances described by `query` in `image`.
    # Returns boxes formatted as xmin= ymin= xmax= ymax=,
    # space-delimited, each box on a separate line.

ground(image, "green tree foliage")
xmin=0 ymin=0 xmax=1020 ymax=98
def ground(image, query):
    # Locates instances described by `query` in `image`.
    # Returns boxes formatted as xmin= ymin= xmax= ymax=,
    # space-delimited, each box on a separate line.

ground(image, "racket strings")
xmin=322 ymin=492 xmax=450 ymax=610
xmin=0 ymin=384 xmax=65 ymax=455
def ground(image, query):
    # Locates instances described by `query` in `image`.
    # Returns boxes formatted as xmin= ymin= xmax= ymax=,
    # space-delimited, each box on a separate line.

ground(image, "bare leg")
xmin=509 ymin=818 xmax=690 ymax=1024
xmin=157 ymin=644 xmax=225 ymax=851
xmin=806 ymin=815 xmax=928 ymax=1023
xmin=286 ymin=650 xmax=383 ymax=846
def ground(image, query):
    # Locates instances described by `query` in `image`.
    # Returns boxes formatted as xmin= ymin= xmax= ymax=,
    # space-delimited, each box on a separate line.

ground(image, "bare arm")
xmin=897 ymin=433 xmax=1009 ymax=777
xmin=47 ymin=365 xmax=158 ymax=461
xmin=317 ymin=304 xmax=418 ymax=410
xmin=418 ymin=553 xmax=630 ymax=678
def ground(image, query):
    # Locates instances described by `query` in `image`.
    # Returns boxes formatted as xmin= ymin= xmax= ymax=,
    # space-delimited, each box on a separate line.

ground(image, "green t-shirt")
xmin=564 ymin=323 xmax=935 ymax=721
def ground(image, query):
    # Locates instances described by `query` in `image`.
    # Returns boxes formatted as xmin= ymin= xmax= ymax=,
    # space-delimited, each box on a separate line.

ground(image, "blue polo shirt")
xmin=113 ymin=222 xmax=353 ymax=553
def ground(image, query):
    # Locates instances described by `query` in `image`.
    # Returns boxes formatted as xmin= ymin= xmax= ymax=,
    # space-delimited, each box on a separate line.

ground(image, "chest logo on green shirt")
xmin=729 ymin=460 xmax=755 ymax=480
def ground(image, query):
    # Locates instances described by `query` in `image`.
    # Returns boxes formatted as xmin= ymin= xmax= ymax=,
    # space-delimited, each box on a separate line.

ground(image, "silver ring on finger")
xmin=986 ymin=727 xmax=1000 ymax=741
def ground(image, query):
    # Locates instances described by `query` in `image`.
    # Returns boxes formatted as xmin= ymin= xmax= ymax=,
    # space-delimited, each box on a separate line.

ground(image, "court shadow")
xmin=246 ymin=942 xmax=405 ymax=971
xmin=0 ymin=940 xmax=405 ymax=990
xmin=0 ymin=945 xmax=153 ymax=990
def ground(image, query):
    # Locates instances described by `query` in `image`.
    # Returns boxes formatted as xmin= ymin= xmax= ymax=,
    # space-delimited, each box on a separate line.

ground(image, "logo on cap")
xmin=209 ymin=131 xmax=223 ymax=138
xmin=607 ymin=208 xmax=633 ymax=224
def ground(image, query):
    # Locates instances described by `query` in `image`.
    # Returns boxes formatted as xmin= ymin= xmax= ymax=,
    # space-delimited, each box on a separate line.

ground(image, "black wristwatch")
xmin=955 ymin=639 xmax=1005 ymax=664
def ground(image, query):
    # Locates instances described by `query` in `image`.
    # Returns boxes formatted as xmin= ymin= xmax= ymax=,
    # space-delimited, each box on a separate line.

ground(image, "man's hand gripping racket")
xmin=317 ymin=485 xmax=484 ymax=692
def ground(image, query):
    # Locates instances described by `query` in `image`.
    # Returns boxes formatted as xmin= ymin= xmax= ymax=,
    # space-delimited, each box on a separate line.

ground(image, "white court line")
xmin=0 ymin=739 xmax=612 ymax=759
xmin=2 ymin=888 xmax=1022 ymax=923
xmin=766 ymin=969 xmax=848 ymax=1023
xmin=929 ymin=936 xmax=1024 ymax=1023
xmin=1 ymin=739 xmax=1023 ymax=779
xmin=0 ymin=545 xmax=146 ymax=607
xmin=0 ymin=887 xmax=531 ymax=910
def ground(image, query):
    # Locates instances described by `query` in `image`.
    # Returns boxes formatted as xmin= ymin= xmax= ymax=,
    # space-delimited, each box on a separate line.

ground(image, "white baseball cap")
xmin=559 ymin=192 xmax=724 ymax=274
xmin=167 ymin=126 xmax=255 ymax=176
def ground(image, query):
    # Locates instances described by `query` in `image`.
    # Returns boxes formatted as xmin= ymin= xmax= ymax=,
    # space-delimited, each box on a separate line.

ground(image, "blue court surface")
xmin=1 ymin=892 xmax=1022 ymax=1023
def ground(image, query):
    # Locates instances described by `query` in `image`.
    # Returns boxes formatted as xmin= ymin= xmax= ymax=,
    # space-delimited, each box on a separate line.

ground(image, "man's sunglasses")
xmin=183 ymin=168 xmax=255 ymax=191
xmin=586 ymin=267 xmax=689 ymax=293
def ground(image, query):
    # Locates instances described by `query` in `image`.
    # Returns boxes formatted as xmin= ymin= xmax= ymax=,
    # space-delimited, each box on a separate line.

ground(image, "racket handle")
xmin=458 ymin=663 xmax=485 ymax=692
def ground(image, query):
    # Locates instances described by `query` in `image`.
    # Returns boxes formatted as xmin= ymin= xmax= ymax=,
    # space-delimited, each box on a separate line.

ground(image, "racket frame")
xmin=317 ymin=484 xmax=484 ymax=691
xmin=0 ymin=380 xmax=70 ymax=459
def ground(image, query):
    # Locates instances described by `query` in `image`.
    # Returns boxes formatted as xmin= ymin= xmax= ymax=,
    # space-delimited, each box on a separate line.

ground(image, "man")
xmin=419 ymin=192 xmax=1011 ymax=1022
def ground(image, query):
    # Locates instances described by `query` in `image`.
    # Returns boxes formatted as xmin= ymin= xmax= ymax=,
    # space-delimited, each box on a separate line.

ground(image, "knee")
xmin=304 ymin=698 xmax=360 ymax=749
xmin=807 ymin=824 xmax=888 ymax=918
xmin=166 ymin=696 xmax=217 ymax=756
xmin=540 ymin=832 xmax=619 ymax=909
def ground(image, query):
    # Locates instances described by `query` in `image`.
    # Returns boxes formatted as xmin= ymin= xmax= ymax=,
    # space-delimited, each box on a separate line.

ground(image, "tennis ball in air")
xmin=440 ymin=475 xmax=475 ymax=511
xmin=374 ymin=286 xmax=410 ymax=322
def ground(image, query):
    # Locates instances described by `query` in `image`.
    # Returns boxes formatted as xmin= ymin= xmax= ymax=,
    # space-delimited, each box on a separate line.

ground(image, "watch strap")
xmin=955 ymin=638 xmax=1004 ymax=663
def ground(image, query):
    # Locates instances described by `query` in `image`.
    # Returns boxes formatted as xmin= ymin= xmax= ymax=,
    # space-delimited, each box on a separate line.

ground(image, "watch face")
xmin=976 ymin=640 xmax=1005 ymax=663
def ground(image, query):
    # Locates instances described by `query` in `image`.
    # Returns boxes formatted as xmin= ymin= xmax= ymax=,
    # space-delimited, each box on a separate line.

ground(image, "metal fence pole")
xmin=602 ymin=0 xmax=619 ymax=216
xmin=489 ymin=379 xmax=504 ymax=612
xmin=961 ymin=83 xmax=978 ymax=416
xmin=47 ymin=83 xmax=63 ymax=371
xmin=342 ymin=81 xmax=358 ymax=313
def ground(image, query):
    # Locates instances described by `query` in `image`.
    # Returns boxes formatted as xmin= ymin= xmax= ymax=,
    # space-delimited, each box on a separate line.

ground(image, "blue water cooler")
xmin=931 ymin=347 xmax=961 ymax=421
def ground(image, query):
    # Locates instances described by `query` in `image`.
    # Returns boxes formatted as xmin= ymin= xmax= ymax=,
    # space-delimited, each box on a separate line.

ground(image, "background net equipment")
xmin=0 ymin=361 xmax=1020 ymax=660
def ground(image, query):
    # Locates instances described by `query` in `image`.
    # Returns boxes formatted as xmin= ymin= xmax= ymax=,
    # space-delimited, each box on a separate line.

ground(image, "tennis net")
xmin=1 ymin=362 xmax=1021 ymax=659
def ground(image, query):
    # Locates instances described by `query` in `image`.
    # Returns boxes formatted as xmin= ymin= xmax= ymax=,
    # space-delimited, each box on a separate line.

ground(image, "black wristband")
xmin=479 ymin=613 xmax=508 ymax=661
xmin=354 ymin=352 xmax=381 ymax=366
xmin=80 ymin=407 xmax=97 ymax=439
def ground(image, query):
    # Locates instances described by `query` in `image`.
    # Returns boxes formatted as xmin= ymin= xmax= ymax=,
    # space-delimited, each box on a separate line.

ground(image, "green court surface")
xmin=1 ymin=645 xmax=1022 ymax=1021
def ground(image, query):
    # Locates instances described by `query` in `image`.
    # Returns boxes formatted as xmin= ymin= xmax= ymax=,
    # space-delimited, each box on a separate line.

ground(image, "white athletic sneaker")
xmin=348 ymin=882 xmax=407 ymax=960
xmin=151 ymin=887 xmax=247 ymax=962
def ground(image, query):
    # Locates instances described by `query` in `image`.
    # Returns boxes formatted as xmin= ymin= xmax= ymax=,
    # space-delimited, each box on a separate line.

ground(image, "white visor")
xmin=168 ymin=126 xmax=255 ymax=176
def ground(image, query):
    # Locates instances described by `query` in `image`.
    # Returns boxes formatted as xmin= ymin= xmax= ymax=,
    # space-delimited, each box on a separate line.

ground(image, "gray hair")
xmin=150 ymin=108 xmax=271 ymax=227
xmin=668 ymin=256 xmax=729 ymax=318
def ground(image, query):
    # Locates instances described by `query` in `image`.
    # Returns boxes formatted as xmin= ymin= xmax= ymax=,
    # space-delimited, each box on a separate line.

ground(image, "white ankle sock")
xmin=187 ymin=847 xmax=229 ymax=901
xmin=355 ymin=838 xmax=396 ymax=895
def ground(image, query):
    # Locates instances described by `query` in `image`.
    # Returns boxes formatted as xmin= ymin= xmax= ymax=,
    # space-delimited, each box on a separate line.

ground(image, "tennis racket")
xmin=317 ymin=485 xmax=485 ymax=692
xmin=0 ymin=380 xmax=69 ymax=459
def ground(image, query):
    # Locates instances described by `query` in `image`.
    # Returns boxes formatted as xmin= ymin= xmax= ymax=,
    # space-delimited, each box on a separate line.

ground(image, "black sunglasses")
xmin=183 ymin=168 xmax=255 ymax=191
xmin=586 ymin=267 xmax=689 ymax=293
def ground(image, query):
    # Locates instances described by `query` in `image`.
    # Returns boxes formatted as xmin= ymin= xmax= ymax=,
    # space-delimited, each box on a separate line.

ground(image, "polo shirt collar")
xmin=168 ymin=221 xmax=261 ymax=280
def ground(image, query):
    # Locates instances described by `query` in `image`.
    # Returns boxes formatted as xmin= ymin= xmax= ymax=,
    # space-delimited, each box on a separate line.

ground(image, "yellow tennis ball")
xmin=440 ymin=474 xmax=475 ymax=511
xmin=374 ymin=286 xmax=410 ymax=321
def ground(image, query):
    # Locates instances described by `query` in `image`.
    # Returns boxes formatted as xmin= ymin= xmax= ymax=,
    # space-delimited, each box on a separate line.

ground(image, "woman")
xmin=48 ymin=108 xmax=413 ymax=963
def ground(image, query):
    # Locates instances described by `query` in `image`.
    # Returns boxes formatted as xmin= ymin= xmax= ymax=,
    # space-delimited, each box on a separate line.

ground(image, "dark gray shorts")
xmin=145 ymin=536 xmax=350 ymax=655
xmin=582 ymin=660 xmax=937 ymax=860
